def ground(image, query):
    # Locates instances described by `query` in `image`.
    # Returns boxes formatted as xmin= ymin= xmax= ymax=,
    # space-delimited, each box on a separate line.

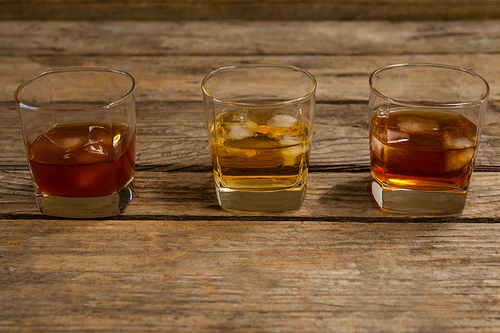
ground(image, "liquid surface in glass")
xmin=29 ymin=122 xmax=135 ymax=197
xmin=370 ymin=109 xmax=477 ymax=190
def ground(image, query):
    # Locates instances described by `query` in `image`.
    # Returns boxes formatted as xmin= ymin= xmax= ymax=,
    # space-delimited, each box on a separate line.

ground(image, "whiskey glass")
xmin=202 ymin=64 xmax=316 ymax=212
xmin=15 ymin=68 xmax=136 ymax=218
xmin=369 ymin=63 xmax=489 ymax=214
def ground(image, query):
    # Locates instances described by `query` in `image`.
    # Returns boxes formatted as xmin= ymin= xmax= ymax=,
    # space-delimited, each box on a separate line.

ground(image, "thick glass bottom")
xmin=35 ymin=181 xmax=133 ymax=219
xmin=371 ymin=179 xmax=468 ymax=215
xmin=215 ymin=182 xmax=306 ymax=213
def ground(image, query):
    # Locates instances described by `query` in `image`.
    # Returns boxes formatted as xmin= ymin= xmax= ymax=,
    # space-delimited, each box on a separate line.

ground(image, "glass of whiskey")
xmin=15 ymin=68 xmax=136 ymax=218
xmin=202 ymin=64 xmax=317 ymax=212
xmin=369 ymin=63 xmax=489 ymax=215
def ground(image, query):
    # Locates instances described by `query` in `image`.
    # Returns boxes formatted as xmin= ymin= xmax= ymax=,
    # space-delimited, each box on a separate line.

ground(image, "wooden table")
xmin=1 ymin=20 xmax=500 ymax=332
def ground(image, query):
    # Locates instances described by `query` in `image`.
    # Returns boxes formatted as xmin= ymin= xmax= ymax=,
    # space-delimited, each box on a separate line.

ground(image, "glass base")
xmin=215 ymin=183 xmax=306 ymax=213
xmin=35 ymin=183 xmax=133 ymax=219
xmin=371 ymin=180 xmax=468 ymax=215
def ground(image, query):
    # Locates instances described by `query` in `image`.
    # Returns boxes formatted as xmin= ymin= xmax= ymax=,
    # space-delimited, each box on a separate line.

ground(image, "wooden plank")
xmin=4 ymin=102 xmax=500 ymax=168
xmin=4 ymin=54 xmax=500 ymax=104
xmin=4 ymin=21 xmax=500 ymax=103
xmin=1 ymin=219 xmax=500 ymax=332
xmin=2 ymin=170 xmax=500 ymax=219
xmin=1 ymin=0 xmax=500 ymax=21
xmin=106 ymin=53 xmax=500 ymax=104
xmin=2 ymin=21 xmax=500 ymax=57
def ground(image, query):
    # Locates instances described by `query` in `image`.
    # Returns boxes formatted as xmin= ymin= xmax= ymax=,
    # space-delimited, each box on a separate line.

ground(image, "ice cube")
xmin=83 ymin=138 xmax=109 ymax=156
xmin=268 ymin=114 xmax=298 ymax=128
xmin=376 ymin=107 xmax=389 ymax=117
xmin=397 ymin=116 xmax=440 ymax=133
xmin=54 ymin=137 xmax=84 ymax=151
xmin=89 ymin=125 xmax=108 ymax=134
xmin=267 ymin=114 xmax=299 ymax=139
xmin=370 ymin=136 xmax=384 ymax=158
xmin=227 ymin=123 xmax=255 ymax=140
xmin=83 ymin=125 xmax=112 ymax=157
xmin=222 ymin=108 xmax=260 ymax=135
xmin=225 ymin=107 xmax=249 ymax=122
xmin=273 ymin=107 xmax=301 ymax=118
xmin=243 ymin=119 xmax=259 ymax=132
xmin=386 ymin=129 xmax=410 ymax=143
xmin=218 ymin=122 xmax=233 ymax=137
xmin=446 ymin=149 xmax=474 ymax=171
xmin=443 ymin=134 xmax=474 ymax=149
xmin=281 ymin=145 xmax=303 ymax=166
xmin=279 ymin=134 xmax=302 ymax=146
xmin=443 ymin=133 xmax=475 ymax=171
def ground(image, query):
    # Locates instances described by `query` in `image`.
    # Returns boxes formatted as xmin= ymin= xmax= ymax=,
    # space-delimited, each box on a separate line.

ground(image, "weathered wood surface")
xmin=3 ymin=20 xmax=500 ymax=101
xmin=2 ymin=219 xmax=500 ymax=332
xmin=1 ymin=0 xmax=500 ymax=21
xmin=4 ymin=170 xmax=500 ymax=221
xmin=4 ymin=20 xmax=500 ymax=57
xmin=2 ymin=20 xmax=500 ymax=332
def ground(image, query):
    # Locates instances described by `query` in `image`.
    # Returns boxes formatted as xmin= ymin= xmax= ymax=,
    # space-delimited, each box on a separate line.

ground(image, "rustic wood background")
xmin=2 ymin=1 xmax=500 ymax=331
xmin=1 ymin=0 xmax=500 ymax=20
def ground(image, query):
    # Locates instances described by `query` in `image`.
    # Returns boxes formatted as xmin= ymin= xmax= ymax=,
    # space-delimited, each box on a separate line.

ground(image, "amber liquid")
xmin=29 ymin=123 xmax=135 ymax=197
xmin=210 ymin=107 xmax=311 ymax=190
xmin=370 ymin=110 xmax=477 ymax=191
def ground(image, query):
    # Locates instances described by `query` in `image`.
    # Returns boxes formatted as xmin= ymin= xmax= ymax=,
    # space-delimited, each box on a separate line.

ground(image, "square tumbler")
xmin=15 ymin=68 xmax=136 ymax=218
xmin=202 ymin=64 xmax=316 ymax=212
xmin=369 ymin=63 xmax=489 ymax=215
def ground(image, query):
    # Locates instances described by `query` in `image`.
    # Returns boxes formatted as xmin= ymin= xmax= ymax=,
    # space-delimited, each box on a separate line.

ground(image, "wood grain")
xmin=3 ymin=21 xmax=500 ymax=100
xmin=4 ymin=55 xmax=500 ymax=104
xmin=1 ymin=0 xmax=500 ymax=21
xmin=2 ymin=170 xmax=500 ymax=220
xmin=1 ymin=219 xmax=500 ymax=332
xmin=3 ymin=101 xmax=500 ymax=168
xmin=3 ymin=21 xmax=500 ymax=57
xmin=2 ymin=20 xmax=500 ymax=332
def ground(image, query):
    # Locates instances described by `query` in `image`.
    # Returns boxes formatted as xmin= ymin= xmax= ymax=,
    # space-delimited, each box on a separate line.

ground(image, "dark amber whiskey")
xmin=370 ymin=110 xmax=477 ymax=190
xmin=29 ymin=123 xmax=135 ymax=197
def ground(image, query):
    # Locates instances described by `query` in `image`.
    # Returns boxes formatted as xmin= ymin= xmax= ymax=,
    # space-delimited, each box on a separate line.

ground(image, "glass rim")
xmin=201 ymin=63 xmax=317 ymax=107
xmin=369 ymin=63 xmax=490 ymax=108
xmin=14 ymin=67 xmax=136 ymax=112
